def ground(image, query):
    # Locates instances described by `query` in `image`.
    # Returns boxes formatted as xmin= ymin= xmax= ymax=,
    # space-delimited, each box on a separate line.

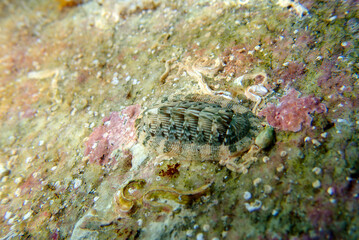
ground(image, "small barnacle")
xmin=243 ymin=191 xmax=252 ymax=200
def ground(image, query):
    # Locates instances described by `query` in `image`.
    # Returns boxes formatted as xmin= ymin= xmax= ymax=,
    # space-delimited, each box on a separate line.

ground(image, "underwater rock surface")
xmin=0 ymin=0 xmax=358 ymax=239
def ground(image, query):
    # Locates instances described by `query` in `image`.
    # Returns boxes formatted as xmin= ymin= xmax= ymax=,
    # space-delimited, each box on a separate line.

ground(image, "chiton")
xmin=136 ymin=97 xmax=263 ymax=163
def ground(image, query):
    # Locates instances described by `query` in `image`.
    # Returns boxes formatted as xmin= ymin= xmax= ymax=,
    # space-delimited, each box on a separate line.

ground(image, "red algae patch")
xmin=84 ymin=104 xmax=141 ymax=165
xmin=258 ymin=89 xmax=326 ymax=132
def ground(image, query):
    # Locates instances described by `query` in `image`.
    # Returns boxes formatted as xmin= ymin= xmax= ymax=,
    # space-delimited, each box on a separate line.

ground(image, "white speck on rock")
xmin=327 ymin=187 xmax=335 ymax=195
xmin=14 ymin=177 xmax=23 ymax=185
xmin=233 ymin=75 xmax=244 ymax=86
xmin=202 ymin=224 xmax=210 ymax=232
xmin=312 ymin=167 xmax=322 ymax=175
xmin=312 ymin=180 xmax=321 ymax=189
xmin=14 ymin=188 xmax=21 ymax=197
xmin=264 ymin=185 xmax=273 ymax=194
xmin=132 ymin=79 xmax=140 ymax=85
xmin=104 ymin=120 xmax=111 ymax=127
xmin=25 ymin=157 xmax=33 ymax=163
xmin=312 ymin=139 xmax=321 ymax=147
xmin=253 ymin=178 xmax=262 ymax=187
xmin=186 ymin=230 xmax=193 ymax=237
xmin=111 ymin=76 xmax=119 ymax=85
xmin=329 ymin=16 xmax=337 ymax=21
xmin=4 ymin=211 xmax=12 ymax=220
xmin=276 ymin=164 xmax=285 ymax=173
xmin=130 ymin=144 xmax=148 ymax=170
xmin=0 ymin=164 xmax=10 ymax=178
xmin=196 ymin=233 xmax=204 ymax=240
xmin=23 ymin=211 xmax=32 ymax=220
xmin=8 ymin=217 xmax=15 ymax=224
xmin=73 ymin=179 xmax=82 ymax=189
xmin=272 ymin=209 xmax=279 ymax=216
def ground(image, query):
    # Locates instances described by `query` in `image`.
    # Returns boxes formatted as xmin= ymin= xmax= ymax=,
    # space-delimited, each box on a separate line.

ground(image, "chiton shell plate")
xmin=136 ymin=96 xmax=263 ymax=162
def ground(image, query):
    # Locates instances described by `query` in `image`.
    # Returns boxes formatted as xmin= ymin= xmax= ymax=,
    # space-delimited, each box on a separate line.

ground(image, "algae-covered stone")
xmin=255 ymin=127 xmax=275 ymax=149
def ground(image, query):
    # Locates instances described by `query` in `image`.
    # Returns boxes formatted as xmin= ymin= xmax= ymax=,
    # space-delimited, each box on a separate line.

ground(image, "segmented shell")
xmin=136 ymin=99 xmax=261 ymax=161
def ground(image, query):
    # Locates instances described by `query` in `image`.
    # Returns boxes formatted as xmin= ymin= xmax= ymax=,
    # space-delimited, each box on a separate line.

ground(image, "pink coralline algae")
xmin=258 ymin=89 xmax=326 ymax=132
xmin=84 ymin=104 xmax=141 ymax=165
